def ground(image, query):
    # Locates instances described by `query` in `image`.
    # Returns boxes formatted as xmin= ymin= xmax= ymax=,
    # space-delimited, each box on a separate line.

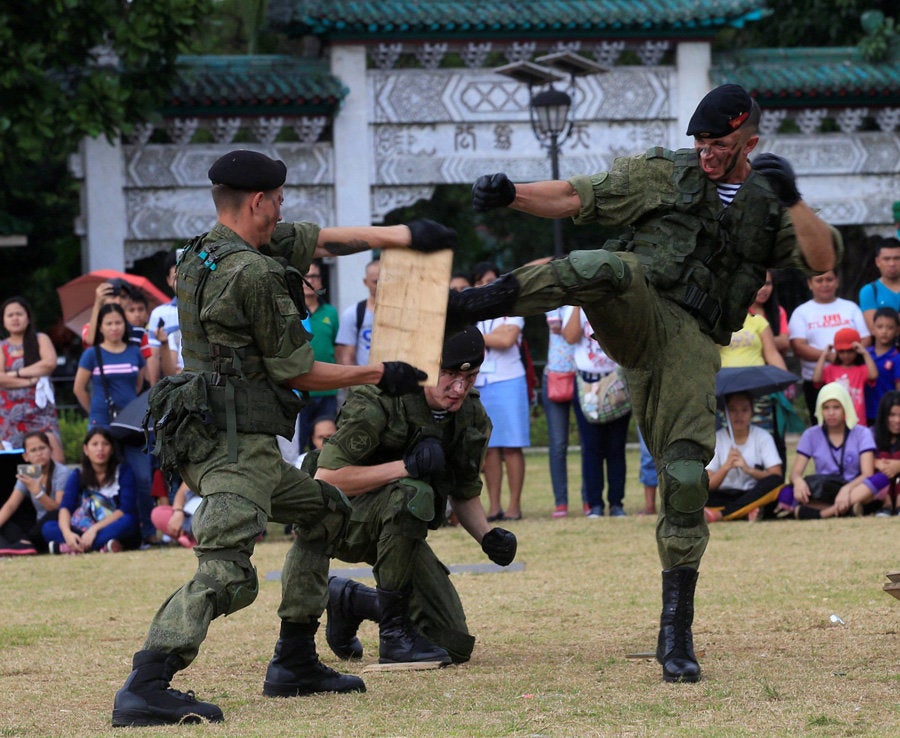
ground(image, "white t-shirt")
xmin=147 ymin=301 xmax=179 ymax=350
xmin=474 ymin=317 xmax=525 ymax=387
xmin=788 ymin=297 xmax=870 ymax=380
xmin=166 ymin=329 xmax=183 ymax=372
xmin=706 ymin=425 xmax=781 ymax=491
xmin=335 ymin=301 xmax=373 ymax=365
xmin=560 ymin=306 xmax=618 ymax=375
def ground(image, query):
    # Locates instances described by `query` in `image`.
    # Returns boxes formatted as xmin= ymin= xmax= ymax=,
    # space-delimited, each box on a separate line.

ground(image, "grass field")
xmin=1 ymin=447 xmax=898 ymax=737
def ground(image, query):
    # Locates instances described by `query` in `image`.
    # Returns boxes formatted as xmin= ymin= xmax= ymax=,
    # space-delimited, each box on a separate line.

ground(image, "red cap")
xmin=833 ymin=328 xmax=861 ymax=351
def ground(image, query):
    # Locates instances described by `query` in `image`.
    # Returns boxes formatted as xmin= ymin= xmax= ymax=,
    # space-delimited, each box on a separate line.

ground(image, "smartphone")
xmin=17 ymin=464 xmax=42 ymax=478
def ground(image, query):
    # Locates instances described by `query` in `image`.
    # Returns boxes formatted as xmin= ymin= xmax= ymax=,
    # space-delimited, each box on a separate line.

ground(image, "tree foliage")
xmin=0 ymin=0 xmax=211 ymax=332
xmin=716 ymin=0 xmax=896 ymax=49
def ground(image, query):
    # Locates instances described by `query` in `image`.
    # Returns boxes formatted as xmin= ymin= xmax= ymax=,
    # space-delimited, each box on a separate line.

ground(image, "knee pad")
xmin=555 ymin=250 xmax=631 ymax=293
xmin=195 ymin=554 xmax=259 ymax=617
xmin=662 ymin=459 xmax=708 ymax=528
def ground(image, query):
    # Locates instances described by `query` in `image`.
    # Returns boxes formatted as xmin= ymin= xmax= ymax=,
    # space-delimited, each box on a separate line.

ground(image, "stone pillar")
xmin=329 ymin=44 xmax=373 ymax=317
xmin=76 ymin=135 xmax=127 ymax=273
xmin=674 ymin=42 xmax=711 ymax=147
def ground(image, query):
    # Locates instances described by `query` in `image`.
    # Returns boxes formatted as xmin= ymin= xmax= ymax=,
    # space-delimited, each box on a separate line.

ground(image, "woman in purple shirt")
xmin=776 ymin=382 xmax=875 ymax=519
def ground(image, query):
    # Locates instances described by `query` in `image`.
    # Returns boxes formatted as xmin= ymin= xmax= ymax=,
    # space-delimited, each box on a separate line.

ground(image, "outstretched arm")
xmin=284 ymin=360 xmax=425 ymax=396
xmin=314 ymin=221 xmax=456 ymax=258
xmin=509 ymin=180 xmax=581 ymax=219
xmin=473 ymin=173 xmax=579 ymax=219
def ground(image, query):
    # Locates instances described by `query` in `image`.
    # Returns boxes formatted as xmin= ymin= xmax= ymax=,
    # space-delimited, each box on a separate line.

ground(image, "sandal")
xmin=486 ymin=510 xmax=505 ymax=522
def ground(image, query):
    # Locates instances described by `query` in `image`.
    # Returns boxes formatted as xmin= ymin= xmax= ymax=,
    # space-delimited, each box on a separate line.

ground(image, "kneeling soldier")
xmin=279 ymin=325 xmax=517 ymax=669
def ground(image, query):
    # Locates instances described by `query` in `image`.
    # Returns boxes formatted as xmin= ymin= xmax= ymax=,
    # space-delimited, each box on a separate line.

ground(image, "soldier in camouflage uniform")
xmin=112 ymin=150 xmax=456 ymax=727
xmin=285 ymin=325 xmax=517 ymax=669
xmin=449 ymin=85 xmax=840 ymax=683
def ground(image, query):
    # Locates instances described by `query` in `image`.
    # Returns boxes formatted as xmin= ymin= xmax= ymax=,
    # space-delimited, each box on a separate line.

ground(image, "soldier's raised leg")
xmin=447 ymin=249 xmax=633 ymax=326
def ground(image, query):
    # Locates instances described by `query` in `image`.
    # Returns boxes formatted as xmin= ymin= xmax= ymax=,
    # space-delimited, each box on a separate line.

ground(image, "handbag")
xmin=545 ymin=370 xmax=576 ymax=403
xmin=576 ymin=369 xmax=631 ymax=424
xmin=805 ymin=427 xmax=847 ymax=503
xmin=805 ymin=473 xmax=845 ymax=503
xmin=70 ymin=490 xmax=117 ymax=531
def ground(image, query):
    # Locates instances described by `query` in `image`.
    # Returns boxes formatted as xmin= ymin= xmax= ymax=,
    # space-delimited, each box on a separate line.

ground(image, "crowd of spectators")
xmin=2 ymin=236 xmax=898 ymax=557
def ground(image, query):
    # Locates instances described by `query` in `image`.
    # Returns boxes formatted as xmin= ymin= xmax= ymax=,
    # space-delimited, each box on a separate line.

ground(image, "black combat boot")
xmin=263 ymin=620 xmax=366 ymax=697
xmin=656 ymin=567 xmax=702 ymax=683
xmin=326 ymin=576 xmax=381 ymax=660
xmin=111 ymin=650 xmax=224 ymax=727
xmin=377 ymin=587 xmax=451 ymax=665
xmin=447 ymin=273 xmax=520 ymax=330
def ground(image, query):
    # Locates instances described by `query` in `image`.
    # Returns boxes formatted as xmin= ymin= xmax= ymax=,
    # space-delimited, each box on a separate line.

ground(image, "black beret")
xmin=442 ymin=325 xmax=485 ymax=371
xmin=208 ymin=150 xmax=287 ymax=191
xmin=687 ymin=84 xmax=754 ymax=139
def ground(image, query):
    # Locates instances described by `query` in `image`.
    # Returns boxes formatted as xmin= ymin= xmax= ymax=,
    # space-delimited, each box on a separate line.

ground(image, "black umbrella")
xmin=109 ymin=391 xmax=153 ymax=446
xmin=715 ymin=365 xmax=799 ymax=401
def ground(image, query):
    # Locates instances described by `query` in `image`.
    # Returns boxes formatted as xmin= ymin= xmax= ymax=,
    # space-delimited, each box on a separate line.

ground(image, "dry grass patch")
xmin=0 ymin=449 xmax=897 ymax=737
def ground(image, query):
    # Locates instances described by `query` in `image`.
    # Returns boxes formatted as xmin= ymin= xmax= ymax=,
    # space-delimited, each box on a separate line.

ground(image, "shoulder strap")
xmin=355 ymin=299 xmax=367 ymax=333
xmin=93 ymin=345 xmax=117 ymax=417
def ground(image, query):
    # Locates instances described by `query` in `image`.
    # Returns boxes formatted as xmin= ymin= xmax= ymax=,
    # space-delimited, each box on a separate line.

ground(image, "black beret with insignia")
xmin=687 ymin=84 xmax=754 ymax=139
xmin=208 ymin=149 xmax=287 ymax=191
xmin=442 ymin=325 xmax=485 ymax=371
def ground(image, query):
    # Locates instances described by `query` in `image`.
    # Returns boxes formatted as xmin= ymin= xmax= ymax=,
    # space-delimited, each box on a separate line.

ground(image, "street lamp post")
xmin=530 ymin=87 xmax=573 ymax=258
xmin=494 ymin=52 xmax=606 ymax=259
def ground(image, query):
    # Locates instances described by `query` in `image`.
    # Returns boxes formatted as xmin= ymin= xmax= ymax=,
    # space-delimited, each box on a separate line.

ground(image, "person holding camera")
xmin=0 ymin=430 xmax=71 ymax=555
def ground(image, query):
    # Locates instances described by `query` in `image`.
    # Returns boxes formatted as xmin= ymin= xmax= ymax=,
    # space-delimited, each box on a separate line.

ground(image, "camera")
xmin=108 ymin=277 xmax=130 ymax=297
xmin=17 ymin=464 xmax=42 ymax=478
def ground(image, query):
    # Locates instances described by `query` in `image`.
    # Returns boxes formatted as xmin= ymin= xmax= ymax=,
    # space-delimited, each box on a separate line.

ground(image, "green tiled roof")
xmin=160 ymin=56 xmax=347 ymax=117
xmin=269 ymin=0 xmax=769 ymax=40
xmin=713 ymin=48 xmax=900 ymax=107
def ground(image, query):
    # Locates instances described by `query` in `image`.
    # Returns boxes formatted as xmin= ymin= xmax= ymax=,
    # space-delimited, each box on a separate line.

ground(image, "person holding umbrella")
xmin=704 ymin=391 xmax=783 ymax=522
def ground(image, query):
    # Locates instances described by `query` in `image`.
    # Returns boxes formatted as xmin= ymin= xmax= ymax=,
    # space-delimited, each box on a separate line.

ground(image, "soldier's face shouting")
xmin=694 ymin=129 xmax=757 ymax=184
xmin=424 ymin=368 xmax=479 ymax=412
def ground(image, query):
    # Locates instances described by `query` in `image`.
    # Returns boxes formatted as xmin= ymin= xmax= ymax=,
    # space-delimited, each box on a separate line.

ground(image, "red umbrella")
xmin=56 ymin=269 xmax=171 ymax=334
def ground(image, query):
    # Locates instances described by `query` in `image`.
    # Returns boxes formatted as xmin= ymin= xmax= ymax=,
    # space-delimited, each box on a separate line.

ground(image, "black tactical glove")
xmin=403 ymin=437 xmax=445 ymax=478
xmin=377 ymin=362 xmax=427 ymax=396
xmin=407 ymin=219 xmax=457 ymax=253
xmin=472 ymin=173 xmax=516 ymax=212
xmin=751 ymin=153 xmax=801 ymax=207
xmin=481 ymin=527 xmax=517 ymax=566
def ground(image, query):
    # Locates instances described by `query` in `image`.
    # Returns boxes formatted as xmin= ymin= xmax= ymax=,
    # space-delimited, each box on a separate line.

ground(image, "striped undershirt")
xmin=716 ymin=182 xmax=741 ymax=206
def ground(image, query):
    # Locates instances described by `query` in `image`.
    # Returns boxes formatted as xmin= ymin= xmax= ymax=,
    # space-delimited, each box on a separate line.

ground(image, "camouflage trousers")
xmin=143 ymin=433 xmax=348 ymax=667
xmin=510 ymin=251 xmax=718 ymax=569
xmin=282 ymin=479 xmax=476 ymax=663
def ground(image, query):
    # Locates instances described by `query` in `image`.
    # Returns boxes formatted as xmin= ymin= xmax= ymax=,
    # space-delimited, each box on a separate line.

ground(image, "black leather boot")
xmin=446 ymin=273 xmax=520 ymax=330
xmin=377 ymin=587 xmax=451 ymax=665
xmin=263 ymin=621 xmax=366 ymax=697
xmin=656 ymin=567 xmax=702 ymax=683
xmin=326 ymin=577 xmax=381 ymax=660
xmin=111 ymin=650 xmax=224 ymax=726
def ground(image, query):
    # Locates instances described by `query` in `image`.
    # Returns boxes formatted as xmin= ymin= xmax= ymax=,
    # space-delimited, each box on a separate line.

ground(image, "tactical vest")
xmin=176 ymin=234 xmax=305 ymax=443
xmin=613 ymin=148 xmax=782 ymax=344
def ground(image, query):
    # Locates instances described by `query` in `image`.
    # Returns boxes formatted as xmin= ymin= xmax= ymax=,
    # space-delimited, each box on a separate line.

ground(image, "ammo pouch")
xmin=149 ymin=373 xmax=219 ymax=473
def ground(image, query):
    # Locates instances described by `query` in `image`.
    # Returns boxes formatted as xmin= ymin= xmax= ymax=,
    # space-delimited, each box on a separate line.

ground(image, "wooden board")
xmin=369 ymin=248 xmax=453 ymax=386
xmin=361 ymin=660 xmax=447 ymax=672
xmin=884 ymin=582 xmax=900 ymax=601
